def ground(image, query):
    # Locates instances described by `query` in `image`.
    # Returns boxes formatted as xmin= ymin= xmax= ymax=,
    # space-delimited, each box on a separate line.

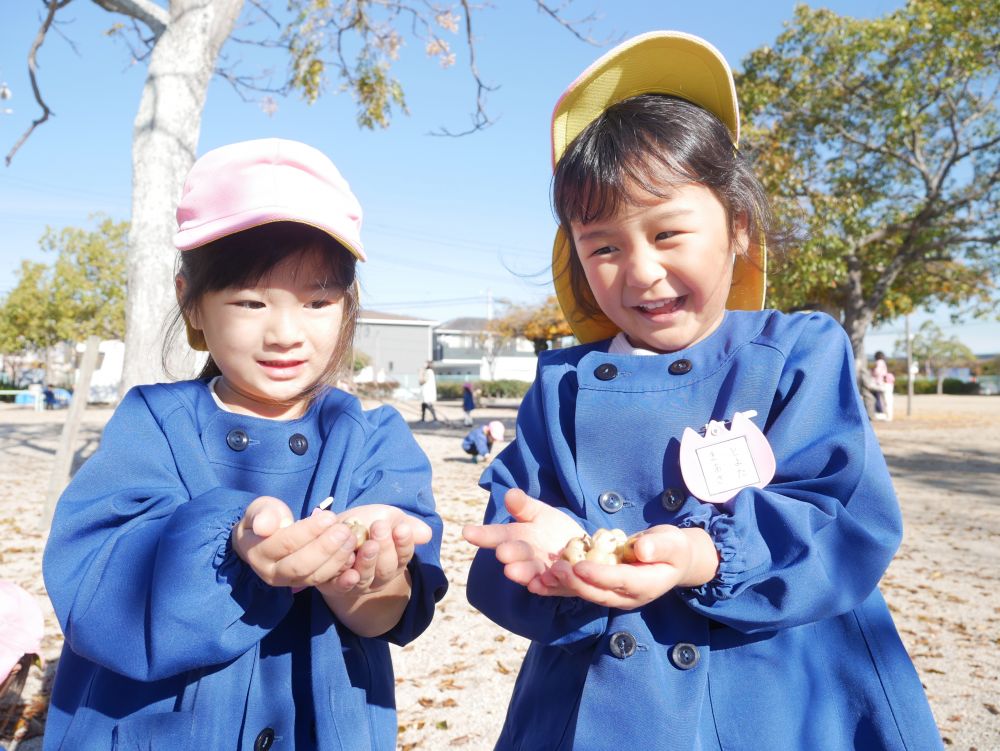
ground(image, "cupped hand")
xmin=537 ymin=524 xmax=715 ymax=609
xmin=231 ymin=496 xmax=358 ymax=589
xmin=318 ymin=504 xmax=433 ymax=596
xmin=462 ymin=488 xmax=585 ymax=588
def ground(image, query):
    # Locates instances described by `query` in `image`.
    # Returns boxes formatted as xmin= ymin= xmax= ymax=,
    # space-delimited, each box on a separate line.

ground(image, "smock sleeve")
xmin=343 ymin=406 xmax=448 ymax=645
xmin=677 ymin=314 xmax=903 ymax=633
xmin=42 ymin=387 xmax=290 ymax=682
xmin=467 ymin=376 xmax=608 ymax=650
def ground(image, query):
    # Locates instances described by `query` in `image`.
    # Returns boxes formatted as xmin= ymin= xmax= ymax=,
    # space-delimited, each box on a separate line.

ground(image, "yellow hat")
xmin=551 ymin=31 xmax=766 ymax=344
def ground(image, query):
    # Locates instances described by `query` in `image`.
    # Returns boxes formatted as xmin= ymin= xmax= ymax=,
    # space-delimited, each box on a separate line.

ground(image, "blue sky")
xmin=1 ymin=1 xmax=995 ymax=356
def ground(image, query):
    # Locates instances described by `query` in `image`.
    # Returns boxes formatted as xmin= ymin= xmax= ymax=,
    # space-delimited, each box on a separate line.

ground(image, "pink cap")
xmin=487 ymin=420 xmax=505 ymax=442
xmin=174 ymin=138 xmax=366 ymax=260
xmin=0 ymin=580 xmax=44 ymax=683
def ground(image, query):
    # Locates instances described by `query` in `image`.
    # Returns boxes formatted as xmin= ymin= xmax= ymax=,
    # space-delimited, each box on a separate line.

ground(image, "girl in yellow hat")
xmin=464 ymin=31 xmax=940 ymax=751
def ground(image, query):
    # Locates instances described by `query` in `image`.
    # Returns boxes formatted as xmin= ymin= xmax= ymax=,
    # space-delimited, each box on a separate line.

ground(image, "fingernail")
xmin=315 ymin=512 xmax=335 ymax=527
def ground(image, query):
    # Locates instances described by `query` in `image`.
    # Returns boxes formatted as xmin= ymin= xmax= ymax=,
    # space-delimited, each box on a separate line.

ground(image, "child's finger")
xmin=351 ymin=539 xmax=380 ymax=589
xmin=502 ymin=558 xmax=547 ymax=586
xmin=255 ymin=510 xmax=337 ymax=560
xmin=245 ymin=496 xmax=295 ymax=537
xmin=503 ymin=488 xmax=547 ymax=523
xmin=494 ymin=539 xmax=535 ymax=565
xmin=269 ymin=522 xmax=355 ymax=583
xmin=388 ymin=523 xmax=416 ymax=574
xmin=462 ymin=523 xmax=511 ymax=550
xmin=631 ymin=527 xmax=684 ymax=564
xmin=402 ymin=517 xmax=433 ymax=546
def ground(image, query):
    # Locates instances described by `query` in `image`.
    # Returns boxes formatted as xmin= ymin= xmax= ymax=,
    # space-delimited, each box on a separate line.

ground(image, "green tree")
xmin=0 ymin=260 xmax=56 ymax=355
xmin=9 ymin=1 xmax=598 ymax=393
xmin=895 ymin=320 xmax=975 ymax=394
xmin=43 ymin=217 xmax=128 ymax=342
xmin=0 ymin=217 xmax=127 ymax=377
xmin=738 ymin=0 xmax=1000 ymax=366
xmin=490 ymin=295 xmax=573 ymax=354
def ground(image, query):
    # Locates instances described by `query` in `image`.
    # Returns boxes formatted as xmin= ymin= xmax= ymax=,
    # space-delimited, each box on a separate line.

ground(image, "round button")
xmin=668 ymin=358 xmax=693 ymax=375
xmin=609 ymin=631 xmax=637 ymax=659
xmin=661 ymin=488 xmax=685 ymax=511
xmin=594 ymin=363 xmax=618 ymax=381
xmin=226 ymin=429 xmax=249 ymax=452
xmin=671 ymin=642 xmax=700 ymax=670
xmin=254 ymin=728 xmax=275 ymax=751
xmin=598 ymin=490 xmax=624 ymax=514
xmin=288 ymin=433 xmax=309 ymax=455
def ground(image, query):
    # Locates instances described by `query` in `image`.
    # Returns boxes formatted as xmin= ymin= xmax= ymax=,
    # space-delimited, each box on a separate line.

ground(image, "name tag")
xmin=679 ymin=410 xmax=776 ymax=503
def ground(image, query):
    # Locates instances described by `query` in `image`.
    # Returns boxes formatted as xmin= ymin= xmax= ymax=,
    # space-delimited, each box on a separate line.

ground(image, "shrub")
xmin=478 ymin=379 xmax=531 ymax=399
xmin=898 ymin=378 xmax=980 ymax=395
xmin=354 ymin=380 xmax=400 ymax=399
xmin=436 ymin=382 xmax=465 ymax=400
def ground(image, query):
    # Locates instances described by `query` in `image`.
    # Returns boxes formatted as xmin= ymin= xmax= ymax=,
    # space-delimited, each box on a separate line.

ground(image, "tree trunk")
xmin=937 ymin=373 xmax=945 ymax=395
xmin=120 ymin=0 xmax=244 ymax=394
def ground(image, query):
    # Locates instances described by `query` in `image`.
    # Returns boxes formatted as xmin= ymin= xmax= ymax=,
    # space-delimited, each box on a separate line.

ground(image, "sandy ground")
xmin=1 ymin=394 xmax=998 ymax=750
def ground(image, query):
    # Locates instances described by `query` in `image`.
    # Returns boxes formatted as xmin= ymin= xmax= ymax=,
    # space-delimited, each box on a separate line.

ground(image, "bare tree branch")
xmin=5 ymin=0 xmax=74 ymax=167
xmin=534 ymin=0 xmax=607 ymax=45
xmin=429 ymin=0 xmax=497 ymax=136
xmin=91 ymin=0 xmax=169 ymax=38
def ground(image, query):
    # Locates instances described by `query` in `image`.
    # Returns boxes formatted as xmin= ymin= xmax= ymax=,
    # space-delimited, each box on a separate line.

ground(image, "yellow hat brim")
xmin=551 ymin=31 xmax=740 ymax=167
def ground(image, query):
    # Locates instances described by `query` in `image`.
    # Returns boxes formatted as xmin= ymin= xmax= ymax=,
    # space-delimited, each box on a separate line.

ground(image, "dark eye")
xmin=655 ymin=231 xmax=677 ymax=242
xmin=308 ymin=299 xmax=333 ymax=309
xmin=234 ymin=300 xmax=264 ymax=309
xmin=591 ymin=245 xmax=617 ymax=257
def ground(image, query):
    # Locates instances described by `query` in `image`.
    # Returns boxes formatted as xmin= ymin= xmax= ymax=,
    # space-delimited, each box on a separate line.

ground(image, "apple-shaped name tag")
xmin=679 ymin=410 xmax=776 ymax=504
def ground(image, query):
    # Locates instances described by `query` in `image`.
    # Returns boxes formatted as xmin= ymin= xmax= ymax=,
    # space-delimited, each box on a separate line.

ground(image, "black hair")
xmin=552 ymin=93 xmax=789 ymax=319
xmin=163 ymin=222 xmax=359 ymax=404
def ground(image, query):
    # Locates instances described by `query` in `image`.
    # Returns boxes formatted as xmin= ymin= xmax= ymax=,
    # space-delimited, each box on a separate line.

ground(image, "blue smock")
xmin=42 ymin=380 xmax=447 ymax=750
xmin=467 ymin=311 xmax=942 ymax=751
xmin=462 ymin=427 xmax=492 ymax=457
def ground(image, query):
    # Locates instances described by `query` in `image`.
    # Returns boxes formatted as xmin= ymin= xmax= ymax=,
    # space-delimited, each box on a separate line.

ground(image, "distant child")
xmin=42 ymin=139 xmax=448 ymax=750
xmin=463 ymin=32 xmax=941 ymax=750
xmin=872 ymin=350 xmax=894 ymax=420
xmin=462 ymin=420 xmax=505 ymax=463
xmin=461 ymin=380 xmax=476 ymax=426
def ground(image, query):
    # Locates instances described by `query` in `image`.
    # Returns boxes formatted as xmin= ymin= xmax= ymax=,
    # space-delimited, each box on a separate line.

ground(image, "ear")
xmin=731 ymin=212 xmax=751 ymax=258
xmin=175 ymin=274 xmax=201 ymax=330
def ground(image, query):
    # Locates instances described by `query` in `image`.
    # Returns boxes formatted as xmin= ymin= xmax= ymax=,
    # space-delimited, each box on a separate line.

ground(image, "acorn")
xmin=562 ymin=535 xmax=589 ymax=564
xmin=560 ymin=528 xmax=641 ymax=565
xmin=344 ymin=518 xmax=369 ymax=549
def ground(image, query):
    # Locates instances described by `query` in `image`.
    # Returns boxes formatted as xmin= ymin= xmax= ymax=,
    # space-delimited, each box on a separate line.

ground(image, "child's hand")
xmin=536 ymin=525 xmax=719 ymax=609
xmin=462 ymin=488 xmax=586 ymax=589
xmin=317 ymin=505 xmax=433 ymax=596
xmin=231 ymin=496 xmax=358 ymax=589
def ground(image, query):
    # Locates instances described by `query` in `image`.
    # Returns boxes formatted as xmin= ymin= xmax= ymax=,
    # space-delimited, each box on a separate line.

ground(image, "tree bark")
xmin=120 ymin=0 xmax=244 ymax=393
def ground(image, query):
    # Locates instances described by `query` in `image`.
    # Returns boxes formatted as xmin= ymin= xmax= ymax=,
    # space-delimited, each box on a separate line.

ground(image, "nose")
xmin=264 ymin=308 xmax=303 ymax=347
xmin=623 ymin=244 xmax=667 ymax=288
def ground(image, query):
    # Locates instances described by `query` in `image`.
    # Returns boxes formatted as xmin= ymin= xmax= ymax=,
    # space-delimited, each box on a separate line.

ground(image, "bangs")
xmin=183 ymin=222 xmax=356 ymax=295
xmin=553 ymin=101 xmax=702 ymax=229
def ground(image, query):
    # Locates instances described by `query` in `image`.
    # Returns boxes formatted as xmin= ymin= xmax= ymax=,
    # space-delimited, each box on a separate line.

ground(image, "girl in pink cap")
xmin=42 ymin=138 xmax=447 ymax=750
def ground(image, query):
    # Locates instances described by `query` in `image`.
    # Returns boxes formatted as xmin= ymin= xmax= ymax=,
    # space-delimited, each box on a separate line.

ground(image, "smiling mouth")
xmin=635 ymin=296 xmax=686 ymax=314
xmin=259 ymin=360 xmax=305 ymax=369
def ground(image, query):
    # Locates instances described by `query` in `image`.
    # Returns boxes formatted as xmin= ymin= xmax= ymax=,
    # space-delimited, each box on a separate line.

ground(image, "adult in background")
xmin=419 ymin=361 xmax=440 ymax=423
